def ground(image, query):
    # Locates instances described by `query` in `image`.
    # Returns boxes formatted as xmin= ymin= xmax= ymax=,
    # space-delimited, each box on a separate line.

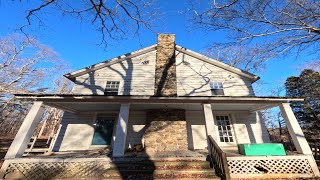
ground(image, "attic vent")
xmin=141 ymin=60 xmax=149 ymax=65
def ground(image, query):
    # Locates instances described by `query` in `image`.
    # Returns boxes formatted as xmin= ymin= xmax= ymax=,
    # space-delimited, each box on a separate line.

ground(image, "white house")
xmin=1 ymin=34 xmax=319 ymax=179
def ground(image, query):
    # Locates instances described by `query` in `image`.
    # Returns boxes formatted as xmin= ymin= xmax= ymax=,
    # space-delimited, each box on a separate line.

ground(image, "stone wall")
xmin=154 ymin=34 xmax=177 ymax=96
xmin=144 ymin=109 xmax=187 ymax=152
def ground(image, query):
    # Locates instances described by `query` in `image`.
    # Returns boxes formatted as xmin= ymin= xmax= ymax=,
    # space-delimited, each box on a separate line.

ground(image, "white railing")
xmin=0 ymin=158 xmax=112 ymax=179
xmin=227 ymin=155 xmax=320 ymax=178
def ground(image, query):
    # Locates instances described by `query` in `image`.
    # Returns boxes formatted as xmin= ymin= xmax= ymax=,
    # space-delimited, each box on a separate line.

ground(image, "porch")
xmin=208 ymin=135 xmax=320 ymax=179
xmin=0 ymin=95 xmax=319 ymax=179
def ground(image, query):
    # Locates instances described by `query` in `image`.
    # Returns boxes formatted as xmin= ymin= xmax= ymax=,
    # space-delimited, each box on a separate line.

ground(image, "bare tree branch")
xmin=188 ymin=0 xmax=320 ymax=67
xmin=18 ymin=0 xmax=157 ymax=48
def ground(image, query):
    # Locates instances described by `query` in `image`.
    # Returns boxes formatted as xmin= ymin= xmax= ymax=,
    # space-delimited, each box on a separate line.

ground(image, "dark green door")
xmin=92 ymin=117 xmax=114 ymax=145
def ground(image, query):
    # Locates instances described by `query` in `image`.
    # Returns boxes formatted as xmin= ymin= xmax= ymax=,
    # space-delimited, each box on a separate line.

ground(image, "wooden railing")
xmin=208 ymin=135 xmax=231 ymax=180
xmin=310 ymin=144 xmax=320 ymax=160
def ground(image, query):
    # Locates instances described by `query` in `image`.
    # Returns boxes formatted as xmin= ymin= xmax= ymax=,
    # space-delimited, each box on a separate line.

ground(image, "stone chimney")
xmin=154 ymin=34 xmax=177 ymax=96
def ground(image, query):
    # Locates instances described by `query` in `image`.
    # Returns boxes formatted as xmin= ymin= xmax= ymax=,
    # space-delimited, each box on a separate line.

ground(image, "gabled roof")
xmin=64 ymin=44 xmax=260 ymax=82
xmin=175 ymin=45 xmax=260 ymax=82
xmin=64 ymin=44 xmax=157 ymax=81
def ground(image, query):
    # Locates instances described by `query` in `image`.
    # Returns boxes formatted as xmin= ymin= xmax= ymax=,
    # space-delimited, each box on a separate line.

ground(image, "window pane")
xmin=211 ymin=89 xmax=224 ymax=95
xmin=92 ymin=117 xmax=114 ymax=145
xmin=216 ymin=115 xmax=234 ymax=143
xmin=210 ymin=82 xmax=223 ymax=89
xmin=105 ymin=81 xmax=120 ymax=95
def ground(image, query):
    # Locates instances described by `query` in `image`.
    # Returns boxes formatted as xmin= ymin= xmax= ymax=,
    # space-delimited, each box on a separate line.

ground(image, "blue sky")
xmin=0 ymin=1 xmax=309 ymax=96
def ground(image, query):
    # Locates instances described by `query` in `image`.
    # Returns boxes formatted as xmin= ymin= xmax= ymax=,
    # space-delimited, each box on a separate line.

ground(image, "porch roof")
xmin=14 ymin=94 xmax=303 ymax=113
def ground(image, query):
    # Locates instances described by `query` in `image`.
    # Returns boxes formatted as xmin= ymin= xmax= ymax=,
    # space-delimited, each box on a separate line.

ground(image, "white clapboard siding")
xmin=70 ymin=48 xmax=256 ymax=96
xmin=125 ymin=111 xmax=146 ymax=148
xmin=232 ymin=112 xmax=270 ymax=144
xmin=72 ymin=50 xmax=157 ymax=95
xmin=176 ymin=51 xmax=255 ymax=96
xmin=53 ymin=112 xmax=95 ymax=151
xmin=186 ymin=111 xmax=207 ymax=150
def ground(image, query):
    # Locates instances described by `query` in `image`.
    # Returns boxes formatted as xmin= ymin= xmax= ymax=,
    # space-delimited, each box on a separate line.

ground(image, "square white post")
xmin=113 ymin=104 xmax=130 ymax=157
xmin=203 ymin=103 xmax=217 ymax=141
xmin=5 ymin=101 xmax=45 ymax=159
xmin=279 ymin=103 xmax=312 ymax=155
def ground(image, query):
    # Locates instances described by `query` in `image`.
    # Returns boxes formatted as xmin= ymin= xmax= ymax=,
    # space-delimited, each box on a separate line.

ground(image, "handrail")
xmin=310 ymin=143 xmax=320 ymax=160
xmin=208 ymin=135 xmax=231 ymax=180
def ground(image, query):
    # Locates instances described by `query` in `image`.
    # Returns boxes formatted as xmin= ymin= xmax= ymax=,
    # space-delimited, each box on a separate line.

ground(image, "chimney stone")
xmin=154 ymin=34 xmax=177 ymax=96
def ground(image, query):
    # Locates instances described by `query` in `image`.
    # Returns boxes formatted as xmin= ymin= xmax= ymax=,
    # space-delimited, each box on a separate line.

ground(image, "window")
xmin=216 ymin=115 xmax=234 ymax=143
xmin=92 ymin=117 xmax=115 ymax=145
xmin=104 ymin=81 xmax=120 ymax=95
xmin=210 ymin=82 xmax=224 ymax=95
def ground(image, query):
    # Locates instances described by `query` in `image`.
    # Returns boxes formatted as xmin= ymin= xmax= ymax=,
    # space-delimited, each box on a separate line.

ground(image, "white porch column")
xmin=5 ymin=101 xmax=45 ymax=159
xmin=202 ymin=103 xmax=217 ymax=141
xmin=279 ymin=103 xmax=312 ymax=155
xmin=113 ymin=103 xmax=130 ymax=157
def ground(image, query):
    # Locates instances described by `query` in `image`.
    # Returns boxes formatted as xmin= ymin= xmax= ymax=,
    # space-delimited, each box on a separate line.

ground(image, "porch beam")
xmin=45 ymin=103 xmax=77 ymax=113
xmin=203 ymin=104 xmax=217 ymax=142
xmin=249 ymin=104 xmax=278 ymax=113
xmin=5 ymin=101 xmax=45 ymax=159
xmin=279 ymin=103 xmax=312 ymax=155
xmin=113 ymin=103 xmax=130 ymax=157
xmin=14 ymin=95 xmax=304 ymax=104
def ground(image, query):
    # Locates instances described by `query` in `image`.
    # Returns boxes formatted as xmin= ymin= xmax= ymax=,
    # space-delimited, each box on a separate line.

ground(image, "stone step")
xmin=103 ymin=169 xmax=218 ymax=179
xmin=111 ymin=161 xmax=211 ymax=170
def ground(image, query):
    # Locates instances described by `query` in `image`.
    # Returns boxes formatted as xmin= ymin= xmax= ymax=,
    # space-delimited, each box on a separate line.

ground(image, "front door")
xmin=92 ymin=117 xmax=115 ymax=146
xmin=216 ymin=115 xmax=236 ymax=146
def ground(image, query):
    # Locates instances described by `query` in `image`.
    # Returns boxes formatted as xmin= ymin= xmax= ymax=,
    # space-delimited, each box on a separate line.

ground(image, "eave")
xmin=14 ymin=94 xmax=303 ymax=104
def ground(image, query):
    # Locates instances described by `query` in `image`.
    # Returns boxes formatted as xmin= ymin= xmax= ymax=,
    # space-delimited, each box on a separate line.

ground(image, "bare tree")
xmin=0 ymin=34 xmax=69 ymax=136
xmin=18 ymin=0 xmax=158 ymax=47
xmin=202 ymin=44 xmax=267 ymax=72
xmin=188 ymin=0 xmax=320 ymax=64
xmin=34 ymin=78 xmax=72 ymax=138
xmin=259 ymin=83 xmax=289 ymax=142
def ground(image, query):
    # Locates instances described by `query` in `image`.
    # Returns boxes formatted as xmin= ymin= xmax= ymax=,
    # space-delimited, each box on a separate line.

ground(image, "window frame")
xmin=210 ymin=82 xmax=225 ymax=96
xmin=104 ymin=81 xmax=120 ymax=95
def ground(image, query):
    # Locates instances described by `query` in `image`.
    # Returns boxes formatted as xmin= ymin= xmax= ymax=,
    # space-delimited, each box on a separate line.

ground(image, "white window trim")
xmin=210 ymin=82 xmax=224 ymax=89
xmin=209 ymin=82 xmax=225 ymax=96
xmin=104 ymin=80 xmax=122 ymax=95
